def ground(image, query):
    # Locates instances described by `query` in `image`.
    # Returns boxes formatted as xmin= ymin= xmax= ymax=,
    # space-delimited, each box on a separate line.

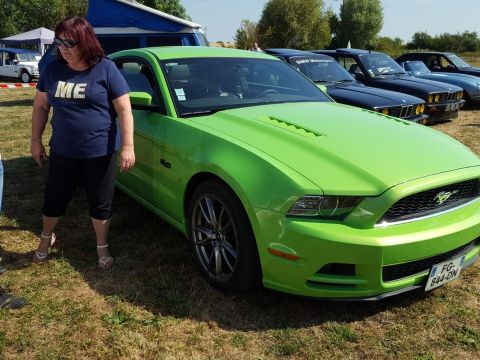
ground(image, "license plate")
xmin=444 ymin=103 xmax=459 ymax=111
xmin=425 ymin=255 xmax=465 ymax=291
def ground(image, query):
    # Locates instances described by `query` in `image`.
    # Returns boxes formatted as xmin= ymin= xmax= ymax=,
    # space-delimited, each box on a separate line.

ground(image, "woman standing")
xmin=31 ymin=17 xmax=135 ymax=269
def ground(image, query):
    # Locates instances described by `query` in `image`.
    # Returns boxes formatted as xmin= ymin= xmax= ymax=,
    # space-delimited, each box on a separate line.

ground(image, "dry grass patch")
xmin=0 ymin=88 xmax=479 ymax=359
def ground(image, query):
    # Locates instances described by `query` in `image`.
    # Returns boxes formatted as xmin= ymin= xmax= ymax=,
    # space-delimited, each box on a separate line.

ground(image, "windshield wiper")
xmin=313 ymin=80 xmax=334 ymax=84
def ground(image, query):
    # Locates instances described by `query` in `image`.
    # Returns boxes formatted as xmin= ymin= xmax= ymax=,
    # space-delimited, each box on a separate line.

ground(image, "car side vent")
xmin=259 ymin=116 xmax=324 ymax=138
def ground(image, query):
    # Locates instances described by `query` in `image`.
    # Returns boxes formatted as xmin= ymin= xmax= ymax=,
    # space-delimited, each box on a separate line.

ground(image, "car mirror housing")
xmin=129 ymin=91 xmax=152 ymax=106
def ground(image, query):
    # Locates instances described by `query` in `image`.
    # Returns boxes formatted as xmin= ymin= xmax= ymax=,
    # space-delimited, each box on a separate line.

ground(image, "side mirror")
xmin=13 ymin=59 xmax=19 ymax=65
xmin=129 ymin=91 xmax=152 ymax=106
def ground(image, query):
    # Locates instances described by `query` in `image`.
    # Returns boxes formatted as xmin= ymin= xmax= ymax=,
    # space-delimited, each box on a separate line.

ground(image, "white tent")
xmin=1 ymin=27 xmax=54 ymax=55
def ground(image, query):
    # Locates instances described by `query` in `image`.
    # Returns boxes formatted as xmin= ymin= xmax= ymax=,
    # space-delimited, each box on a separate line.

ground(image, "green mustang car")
xmin=109 ymin=47 xmax=480 ymax=300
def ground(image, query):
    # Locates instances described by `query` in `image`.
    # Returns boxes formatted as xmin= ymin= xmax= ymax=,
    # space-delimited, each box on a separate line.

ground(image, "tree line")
xmin=234 ymin=0 xmax=480 ymax=55
xmin=1 ymin=0 xmax=479 ymax=55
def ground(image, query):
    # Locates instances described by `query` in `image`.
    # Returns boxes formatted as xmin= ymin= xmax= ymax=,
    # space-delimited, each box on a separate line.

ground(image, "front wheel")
xmin=187 ymin=179 xmax=262 ymax=292
xmin=20 ymin=71 xmax=31 ymax=83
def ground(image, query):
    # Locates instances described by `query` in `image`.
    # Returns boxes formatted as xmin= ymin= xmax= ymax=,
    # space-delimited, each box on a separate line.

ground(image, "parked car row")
xmin=108 ymin=46 xmax=480 ymax=300
xmin=266 ymin=48 xmax=480 ymax=125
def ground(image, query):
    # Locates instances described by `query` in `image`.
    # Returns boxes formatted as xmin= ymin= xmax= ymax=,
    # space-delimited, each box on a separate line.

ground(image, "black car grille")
xmin=378 ymin=179 xmax=480 ymax=225
xmin=382 ymin=239 xmax=478 ymax=282
xmin=440 ymin=92 xmax=461 ymax=102
xmin=389 ymin=105 xmax=415 ymax=118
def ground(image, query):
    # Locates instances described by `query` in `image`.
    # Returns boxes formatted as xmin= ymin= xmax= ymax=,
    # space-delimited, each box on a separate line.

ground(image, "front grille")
xmin=390 ymin=105 xmax=414 ymax=119
xmin=378 ymin=179 xmax=480 ymax=224
xmin=383 ymin=239 xmax=478 ymax=282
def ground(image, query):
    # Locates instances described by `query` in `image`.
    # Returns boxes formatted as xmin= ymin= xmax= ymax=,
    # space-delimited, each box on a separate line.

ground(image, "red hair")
xmin=55 ymin=17 xmax=104 ymax=66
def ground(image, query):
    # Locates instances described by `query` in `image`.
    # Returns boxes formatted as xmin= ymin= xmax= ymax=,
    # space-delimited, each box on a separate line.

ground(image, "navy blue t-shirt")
xmin=37 ymin=58 xmax=130 ymax=159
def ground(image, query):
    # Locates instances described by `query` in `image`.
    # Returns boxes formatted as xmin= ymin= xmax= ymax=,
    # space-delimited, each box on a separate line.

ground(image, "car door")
xmin=114 ymin=57 xmax=189 ymax=222
xmin=115 ymin=59 xmax=167 ymax=208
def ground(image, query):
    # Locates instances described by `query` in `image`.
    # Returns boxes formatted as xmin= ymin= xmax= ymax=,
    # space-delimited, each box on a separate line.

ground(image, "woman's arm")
xmin=112 ymin=94 xmax=135 ymax=172
xmin=31 ymin=91 xmax=50 ymax=167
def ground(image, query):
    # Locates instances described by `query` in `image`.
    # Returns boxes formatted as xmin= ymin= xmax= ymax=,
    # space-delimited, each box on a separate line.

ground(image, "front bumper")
xmin=404 ymin=113 xmax=429 ymax=125
xmin=255 ymin=174 xmax=480 ymax=300
xmin=426 ymin=99 xmax=465 ymax=123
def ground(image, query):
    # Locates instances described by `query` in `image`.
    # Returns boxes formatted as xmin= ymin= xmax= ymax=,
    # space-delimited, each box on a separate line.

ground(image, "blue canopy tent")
xmin=0 ymin=27 xmax=54 ymax=55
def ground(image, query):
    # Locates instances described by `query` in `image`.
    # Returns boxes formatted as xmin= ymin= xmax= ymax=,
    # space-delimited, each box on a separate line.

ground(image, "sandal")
xmin=32 ymin=232 xmax=56 ymax=263
xmin=97 ymin=244 xmax=114 ymax=270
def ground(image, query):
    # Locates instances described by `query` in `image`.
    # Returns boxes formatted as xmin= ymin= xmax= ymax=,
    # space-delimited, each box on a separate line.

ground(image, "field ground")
xmin=0 ymin=88 xmax=479 ymax=359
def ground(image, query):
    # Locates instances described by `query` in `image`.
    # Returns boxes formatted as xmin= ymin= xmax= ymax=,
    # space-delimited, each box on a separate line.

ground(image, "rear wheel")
xmin=187 ymin=179 xmax=262 ymax=292
xmin=20 ymin=71 xmax=31 ymax=83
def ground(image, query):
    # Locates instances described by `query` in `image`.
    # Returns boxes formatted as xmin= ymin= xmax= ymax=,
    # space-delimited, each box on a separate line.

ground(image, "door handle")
xmin=160 ymin=158 xmax=171 ymax=169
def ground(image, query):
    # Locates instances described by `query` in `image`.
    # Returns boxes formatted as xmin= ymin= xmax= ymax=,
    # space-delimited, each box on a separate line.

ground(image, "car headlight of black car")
xmin=415 ymin=104 xmax=425 ymax=114
xmin=428 ymin=93 xmax=442 ymax=103
xmin=287 ymin=195 xmax=363 ymax=218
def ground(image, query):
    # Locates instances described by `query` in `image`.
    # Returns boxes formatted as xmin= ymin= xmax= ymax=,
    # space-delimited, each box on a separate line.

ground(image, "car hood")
xmin=327 ymin=83 xmax=422 ymax=108
xmin=191 ymin=102 xmax=479 ymax=195
xmin=458 ymin=67 xmax=480 ymax=76
xmin=415 ymin=73 xmax=480 ymax=86
xmin=370 ymin=75 xmax=462 ymax=94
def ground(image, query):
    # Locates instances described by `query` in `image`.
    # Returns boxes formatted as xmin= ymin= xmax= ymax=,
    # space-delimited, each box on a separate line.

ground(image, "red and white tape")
xmin=0 ymin=83 xmax=36 ymax=89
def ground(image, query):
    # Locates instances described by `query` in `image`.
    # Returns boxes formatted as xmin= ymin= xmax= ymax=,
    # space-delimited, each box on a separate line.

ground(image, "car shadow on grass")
xmin=0 ymin=156 xmax=432 ymax=331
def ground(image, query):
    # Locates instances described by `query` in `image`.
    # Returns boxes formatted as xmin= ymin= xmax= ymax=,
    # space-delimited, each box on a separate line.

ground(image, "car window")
xmin=427 ymin=55 xmax=441 ymax=70
xmin=439 ymin=56 xmax=454 ymax=70
xmin=162 ymin=57 xmax=332 ymax=117
xmin=99 ymin=37 xmax=141 ymax=55
xmin=359 ymin=53 xmax=406 ymax=76
xmin=445 ymin=54 xmax=471 ymax=68
xmin=116 ymin=60 xmax=165 ymax=112
xmin=146 ymin=36 xmax=184 ymax=46
xmin=288 ymin=56 xmax=354 ymax=83
xmin=336 ymin=56 xmax=358 ymax=72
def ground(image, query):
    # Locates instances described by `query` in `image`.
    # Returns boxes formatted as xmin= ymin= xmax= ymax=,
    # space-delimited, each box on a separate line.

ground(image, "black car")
xmin=396 ymin=51 xmax=480 ymax=77
xmin=265 ymin=48 xmax=428 ymax=123
xmin=313 ymin=49 xmax=465 ymax=124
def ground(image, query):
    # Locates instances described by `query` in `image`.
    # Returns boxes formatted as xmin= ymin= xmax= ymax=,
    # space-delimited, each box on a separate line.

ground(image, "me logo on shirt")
xmin=55 ymin=81 xmax=87 ymax=99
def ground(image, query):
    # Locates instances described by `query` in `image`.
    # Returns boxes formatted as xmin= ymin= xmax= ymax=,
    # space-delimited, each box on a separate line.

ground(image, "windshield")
xmin=288 ymin=56 xmax=354 ymax=83
xmin=403 ymin=61 xmax=430 ymax=74
xmin=16 ymin=53 xmax=38 ymax=62
xmin=162 ymin=58 xmax=332 ymax=117
xmin=360 ymin=53 xmax=407 ymax=77
xmin=446 ymin=54 xmax=471 ymax=68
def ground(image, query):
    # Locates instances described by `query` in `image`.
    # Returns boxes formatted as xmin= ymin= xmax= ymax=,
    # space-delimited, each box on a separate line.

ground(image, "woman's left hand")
xmin=119 ymin=145 xmax=135 ymax=172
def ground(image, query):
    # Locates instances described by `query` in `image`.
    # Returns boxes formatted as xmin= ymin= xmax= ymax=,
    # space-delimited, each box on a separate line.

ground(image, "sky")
xmin=181 ymin=0 xmax=480 ymax=44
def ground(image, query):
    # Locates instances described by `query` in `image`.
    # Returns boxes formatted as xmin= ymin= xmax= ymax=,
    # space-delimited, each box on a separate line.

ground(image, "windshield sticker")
xmin=175 ymin=88 xmax=186 ymax=101
xmin=294 ymin=58 xmax=333 ymax=65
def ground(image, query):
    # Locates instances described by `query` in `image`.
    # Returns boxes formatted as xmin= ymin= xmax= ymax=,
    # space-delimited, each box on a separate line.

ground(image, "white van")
xmin=0 ymin=47 xmax=40 ymax=83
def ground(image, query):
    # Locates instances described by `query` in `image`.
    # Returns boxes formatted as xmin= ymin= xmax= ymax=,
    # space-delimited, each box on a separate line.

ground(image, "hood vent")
xmin=258 ymin=116 xmax=324 ymax=138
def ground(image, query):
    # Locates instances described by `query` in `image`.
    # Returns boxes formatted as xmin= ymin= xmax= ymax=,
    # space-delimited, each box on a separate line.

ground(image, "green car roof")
xmin=113 ymin=46 xmax=278 ymax=61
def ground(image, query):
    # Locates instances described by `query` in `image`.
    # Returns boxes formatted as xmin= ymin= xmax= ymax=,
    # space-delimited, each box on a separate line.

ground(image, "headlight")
xmin=421 ymin=103 xmax=425 ymax=112
xmin=458 ymin=91 xmax=463 ymax=99
xmin=382 ymin=109 xmax=389 ymax=115
xmin=287 ymin=195 xmax=363 ymax=218
xmin=428 ymin=95 xmax=433 ymax=103
xmin=415 ymin=104 xmax=422 ymax=114
xmin=434 ymin=94 xmax=440 ymax=102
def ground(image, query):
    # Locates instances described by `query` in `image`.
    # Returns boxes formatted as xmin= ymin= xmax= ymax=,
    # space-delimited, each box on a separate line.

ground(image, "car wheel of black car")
xmin=187 ymin=179 xmax=262 ymax=292
xmin=20 ymin=70 xmax=31 ymax=83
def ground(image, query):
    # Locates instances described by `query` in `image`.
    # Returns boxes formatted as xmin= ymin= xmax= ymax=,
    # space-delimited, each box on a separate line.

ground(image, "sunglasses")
xmin=54 ymin=37 xmax=79 ymax=48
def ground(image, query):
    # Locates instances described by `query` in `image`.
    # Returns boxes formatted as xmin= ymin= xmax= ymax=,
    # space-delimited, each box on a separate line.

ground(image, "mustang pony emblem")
xmin=434 ymin=190 xmax=458 ymax=205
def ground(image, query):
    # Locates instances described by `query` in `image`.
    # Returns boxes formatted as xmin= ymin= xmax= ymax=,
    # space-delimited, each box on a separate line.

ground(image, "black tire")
xmin=186 ymin=179 xmax=262 ymax=292
xmin=20 ymin=70 xmax=31 ymax=83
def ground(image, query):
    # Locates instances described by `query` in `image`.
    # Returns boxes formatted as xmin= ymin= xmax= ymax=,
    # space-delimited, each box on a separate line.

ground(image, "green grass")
xmin=0 ymin=88 xmax=479 ymax=359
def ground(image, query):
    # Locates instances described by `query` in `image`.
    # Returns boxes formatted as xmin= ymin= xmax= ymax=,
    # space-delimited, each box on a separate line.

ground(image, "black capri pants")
xmin=42 ymin=151 xmax=117 ymax=220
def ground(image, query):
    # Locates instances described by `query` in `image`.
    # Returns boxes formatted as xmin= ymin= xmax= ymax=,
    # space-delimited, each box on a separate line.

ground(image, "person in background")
xmin=0 ymin=155 xmax=27 ymax=309
xmin=250 ymin=42 xmax=263 ymax=52
xmin=30 ymin=17 xmax=135 ymax=270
